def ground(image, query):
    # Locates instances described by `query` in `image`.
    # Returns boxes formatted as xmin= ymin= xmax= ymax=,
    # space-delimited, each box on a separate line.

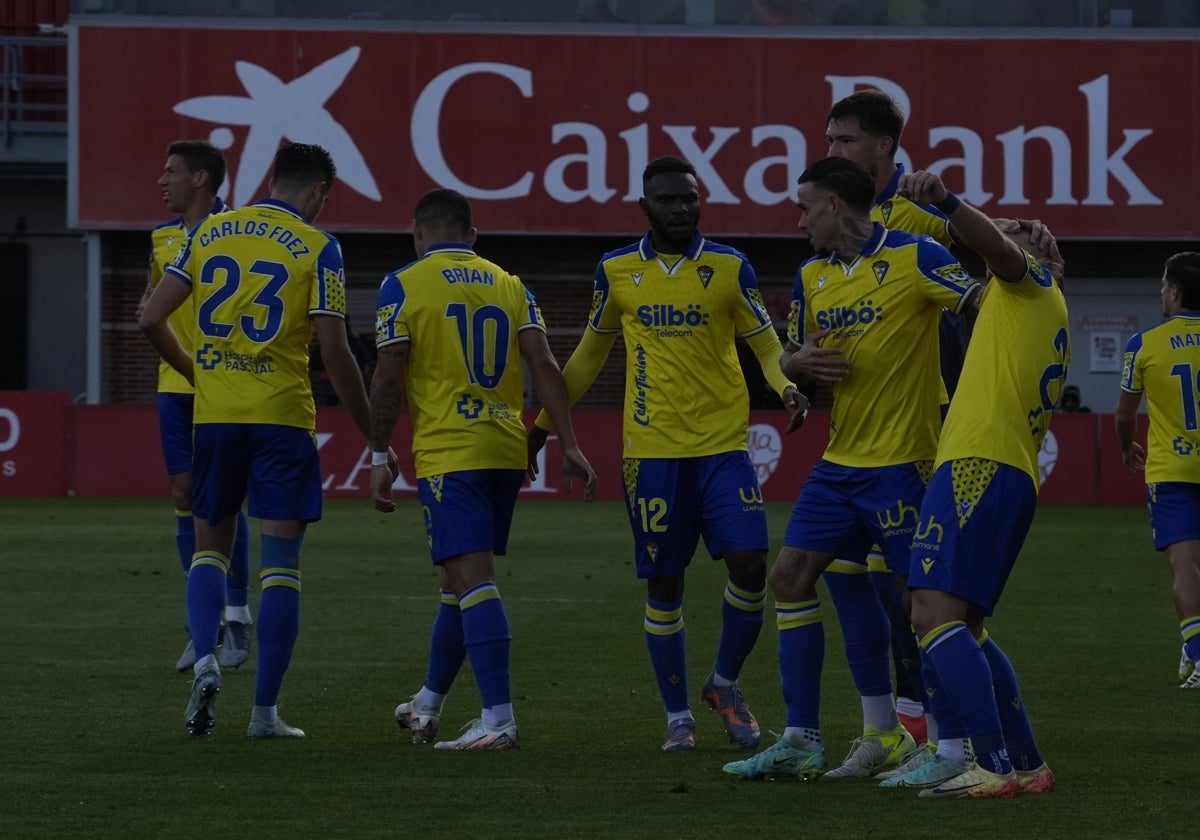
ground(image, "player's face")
xmin=640 ymin=171 xmax=701 ymax=251
xmin=826 ymin=118 xmax=885 ymax=179
xmin=795 ymin=181 xmax=838 ymax=252
xmin=158 ymin=154 xmax=196 ymax=214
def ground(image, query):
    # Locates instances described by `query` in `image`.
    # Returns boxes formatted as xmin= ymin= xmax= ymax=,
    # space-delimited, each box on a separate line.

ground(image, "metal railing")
xmin=1 ymin=36 xmax=68 ymax=148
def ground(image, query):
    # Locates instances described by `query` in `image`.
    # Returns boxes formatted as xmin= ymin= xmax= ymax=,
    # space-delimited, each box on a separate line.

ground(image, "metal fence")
xmin=0 ymin=35 xmax=67 ymax=148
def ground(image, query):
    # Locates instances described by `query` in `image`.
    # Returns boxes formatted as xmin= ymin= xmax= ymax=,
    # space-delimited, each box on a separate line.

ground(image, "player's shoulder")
xmin=151 ymin=216 xmax=184 ymax=234
xmin=599 ymin=240 xmax=643 ymax=265
xmin=880 ymin=227 xmax=935 ymax=250
xmin=698 ymin=238 xmax=749 ymax=264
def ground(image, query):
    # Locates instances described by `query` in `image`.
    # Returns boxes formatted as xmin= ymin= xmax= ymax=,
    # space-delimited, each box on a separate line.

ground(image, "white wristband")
xmin=371 ymin=450 xmax=389 ymax=466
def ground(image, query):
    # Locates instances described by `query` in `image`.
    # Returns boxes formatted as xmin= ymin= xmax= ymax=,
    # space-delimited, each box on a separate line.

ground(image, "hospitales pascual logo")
xmin=172 ymin=47 xmax=381 ymax=209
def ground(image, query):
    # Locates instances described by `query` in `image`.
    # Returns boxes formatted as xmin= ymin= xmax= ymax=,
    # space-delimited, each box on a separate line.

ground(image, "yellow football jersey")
xmin=937 ymin=254 xmax=1070 ymax=488
xmin=789 ymin=223 xmax=978 ymax=468
xmin=1121 ymin=312 xmax=1200 ymax=484
xmin=165 ymin=199 xmax=347 ymax=430
xmin=873 ymin=164 xmax=954 ymax=248
xmin=147 ymin=197 xmax=229 ymax=394
xmin=375 ymin=243 xmax=545 ymax=478
xmin=586 ymin=232 xmax=777 ymax=458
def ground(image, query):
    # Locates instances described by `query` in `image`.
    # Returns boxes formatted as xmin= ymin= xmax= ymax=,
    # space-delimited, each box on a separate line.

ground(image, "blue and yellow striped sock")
xmin=174 ymin=510 xmax=195 ymax=576
xmin=645 ymin=596 xmax=688 ymax=715
xmin=977 ymin=629 xmax=1043 ymax=772
xmin=255 ymin=535 xmax=303 ymax=708
xmin=426 ymin=589 xmax=466 ymax=695
xmin=1182 ymin=616 xmax=1200 ymax=665
xmin=460 ymin=582 xmax=512 ymax=709
xmin=714 ymin=579 xmax=765 ymax=681
xmin=921 ymin=621 xmax=1011 ymax=775
xmin=226 ymin=509 xmax=251 ymax=610
xmin=186 ymin=550 xmax=228 ymax=660
xmin=777 ymin=598 xmax=823 ymax=730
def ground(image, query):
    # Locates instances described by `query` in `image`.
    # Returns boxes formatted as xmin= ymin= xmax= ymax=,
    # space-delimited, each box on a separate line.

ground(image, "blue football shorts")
xmin=1147 ymin=482 xmax=1200 ymax=550
xmin=192 ymin=423 xmax=322 ymax=524
xmin=784 ymin=459 xmax=931 ymax=576
xmin=621 ymin=451 xmax=768 ymax=580
xmin=156 ymin=392 xmax=195 ymax=476
xmin=418 ymin=469 xmax=525 ymax=564
xmin=907 ymin=458 xmax=1037 ymax=616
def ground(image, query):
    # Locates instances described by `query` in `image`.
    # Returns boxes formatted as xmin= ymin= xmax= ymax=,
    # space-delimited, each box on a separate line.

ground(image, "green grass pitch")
xmin=0 ymin=499 xmax=1188 ymax=839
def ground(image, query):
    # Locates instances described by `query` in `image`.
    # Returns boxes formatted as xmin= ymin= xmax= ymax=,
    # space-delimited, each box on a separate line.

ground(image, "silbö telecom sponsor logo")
xmin=814 ymin=300 xmax=883 ymax=339
xmin=637 ymin=303 xmax=709 ymax=338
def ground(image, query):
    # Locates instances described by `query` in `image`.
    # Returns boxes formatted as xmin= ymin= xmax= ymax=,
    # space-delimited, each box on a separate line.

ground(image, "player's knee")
xmin=647 ymin=574 xmax=684 ymax=603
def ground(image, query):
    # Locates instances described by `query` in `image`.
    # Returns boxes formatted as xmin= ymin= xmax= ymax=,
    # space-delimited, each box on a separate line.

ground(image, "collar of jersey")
xmin=638 ymin=230 xmax=704 ymax=262
xmin=253 ymin=197 xmax=307 ymax=221
xmin=876 ymin=162 xmax=906 ymax=204
xmin=425 ymin=242 xmax=476 ymax=255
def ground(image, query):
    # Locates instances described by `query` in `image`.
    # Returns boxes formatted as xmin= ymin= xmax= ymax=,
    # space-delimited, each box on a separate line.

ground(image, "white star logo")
xmin=173 ymin=47 xmax=381 ymax=209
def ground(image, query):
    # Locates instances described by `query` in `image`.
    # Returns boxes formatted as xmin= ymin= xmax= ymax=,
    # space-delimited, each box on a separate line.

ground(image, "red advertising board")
xmin=72 ymin=24 xmax=1196 ymax=238
xmin=0 ymin=392 xmax=1158 ymax=504
xmin=0 ymin=391 xmax=70 ymax=497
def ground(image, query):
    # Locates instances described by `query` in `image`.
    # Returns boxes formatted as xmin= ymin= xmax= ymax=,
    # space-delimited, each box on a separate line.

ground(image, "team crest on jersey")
xmin=645 ymin=542 xmax=660 ymax=564
xmin=879 ymin=200 xmax=894 ymax=223
xmin=872 ymin=260 xmax=890 ymax=285
xmin=696 ymin=265 xmax=714 ymax=288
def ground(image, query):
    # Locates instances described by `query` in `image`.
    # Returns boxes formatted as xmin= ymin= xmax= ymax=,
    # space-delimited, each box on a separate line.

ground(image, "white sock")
xmin=253 ymin=704 xmax=278 ymax=723
xmin=783 ymin=726 xmax=822 ymax=748
xmin=926 ymin=715 xmax=940 ymax=743
xmin=483 ymin=704 xmax=514 ymax=728
xmin=710 ymin=671 xmax=735 ymax=688
xmin=861 ymin=693 xmax=899 ymax=731
xmin=224 ymin=605 xmax=252 ymax=624
xmin=413 ymin=687 xmax=446 ymax=713
xmin=895 ymin=696 xmax=924 ymax=718
xmin=667 ymin=711 xmax=695 ymax=727
xmin=193 ymin=654 xmax=217 ymax=675
xmin=935 ymin=737 xmax=972 ymax=765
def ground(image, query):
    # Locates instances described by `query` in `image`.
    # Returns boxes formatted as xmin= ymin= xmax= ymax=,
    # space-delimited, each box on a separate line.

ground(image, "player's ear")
xmin=464 ymin=226 xmax=478 ymax=246
xmin=638 ymin=196 xmax=649 ymax=218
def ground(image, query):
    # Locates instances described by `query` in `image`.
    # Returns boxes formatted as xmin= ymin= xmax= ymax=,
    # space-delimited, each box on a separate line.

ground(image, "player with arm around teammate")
xmin=1115 ymin=252 xmax=1200 ymax=691
xmin=369 ymin=188 xmax=596 ymax=751
xmin=895 ymin=169 xmax=1066 ymax=797
xmin=140 ymin=142 xmax=376 ymax=739
xmin=529 ymin=155 xmax=808 ymax=752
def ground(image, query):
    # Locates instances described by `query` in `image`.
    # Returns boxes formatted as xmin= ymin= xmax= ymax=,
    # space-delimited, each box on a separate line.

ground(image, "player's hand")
xmin=1122 ymin=442 xmax=1146 ymax=473
xmin=897 ymin=170 xmax=947 ymax=206
xmin=370 ymin=463 xmax=396 ymax=513
xmin=560 ymin=445 xmax=598 ymax=503
xmin=1028 ymin=220 xmax=1065 ymax=282
xmin=781 ymin=328 xmax=849 ymax=384
xmin=782 ymin=385 xmax=810 ymax=434
xmin=527 ymin=426 xmax=550 ymax=481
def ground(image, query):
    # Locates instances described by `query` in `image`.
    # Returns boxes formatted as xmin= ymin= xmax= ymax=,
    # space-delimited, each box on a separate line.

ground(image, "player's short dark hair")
xmin=272 ymin=142 xmax=337 ymax=191
xmin=797 ymin=157 xmax=875 ymax=214
xmin=642 ymin=155 xmax=697 ymax=189
xmin=414 ymin=188 xmax=473 ymax=235
xmin=827 ymin=89 xmax=905 ymax=152
xmin=1165 ymin=252 xmax=1200 ymax=310
xmin=166 ymin=140 xmax=227 ymax=193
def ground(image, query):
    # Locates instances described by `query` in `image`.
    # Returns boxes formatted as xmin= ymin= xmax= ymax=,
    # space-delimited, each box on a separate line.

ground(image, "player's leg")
xmin=243 ymin=424 xmax=322 ymax=739
xmin=698 ymin=451 xmax=768 ymax=750
xmin=157 ymin=392 xmax=198 ymax=670
xmin=624 ymin=457 xmax=703 ymax=751
xmin=430 ymin=470 xmax=524 ymax=751
xmin=396 ymin=580 xmax=463 ymax=745
xmin=869 ymin=559 xmax=927 ymax=743
xmin=217 ymin=509 xmax=254 ymax=668
xmin=1169 ymin=536 xmax=1200 ymax=684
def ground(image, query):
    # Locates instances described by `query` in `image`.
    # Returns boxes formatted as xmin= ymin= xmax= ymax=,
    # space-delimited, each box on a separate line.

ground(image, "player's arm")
xmin=742 ymin=325 xmax=809 ymax=430
xmin=313 ymin=314 xmax=371 ymax=440
xmin=531 ymin=327 xmax=617 ymax=433
xmin=368 ymin=339 xmax=407 ymax=513
xmin=1114 ymin=390 xmax=1145 ymax=473
xmin=520 ymin=328 xmax=597 ymax=500
xmin=900 ymin=170 xmax=1031 ymax=284
xmin=138 ymin=272 xmax=194 ymax=385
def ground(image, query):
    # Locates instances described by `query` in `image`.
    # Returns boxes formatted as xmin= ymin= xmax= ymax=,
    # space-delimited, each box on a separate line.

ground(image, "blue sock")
xmin=460 ymin=583 xmax=512 ymax=709
xmin=824 ymin=570 xmax=892 ymax=696
xmin=186 ymin=551 xmax=228 ymax=660
xmin=978 ymin=630 xmax=1043 ymax=771
xmin=1182 ymin=616 xmax=1200 ymax=665
xmin=921 ymin=621 xmax=1011 ymax=774
xmin=426 ymin=589 xmax=466 ymax=695
xmin=226 ymin=509 xmax=251 ymax=610
xmin=645 ymin=596 xmax=688 ymax=714
xmin=714 ymin=579 xmax=765 ymax=681
xmin=870 ymin=571 xmax=926 ymax=702
xmin=777 ymin=598 xmax=823 ymax=730
xmin=255 ymin=535 xmax=303 ymax=708
xmin=174 ymin=511 xmax=195 ymax=576
xmin=920 ymin=651 xmax=966 ymax=740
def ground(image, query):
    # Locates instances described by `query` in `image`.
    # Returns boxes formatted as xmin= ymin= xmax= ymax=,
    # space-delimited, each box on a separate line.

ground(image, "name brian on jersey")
xmin=197 ymin=219 xmax=311 ymax=259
